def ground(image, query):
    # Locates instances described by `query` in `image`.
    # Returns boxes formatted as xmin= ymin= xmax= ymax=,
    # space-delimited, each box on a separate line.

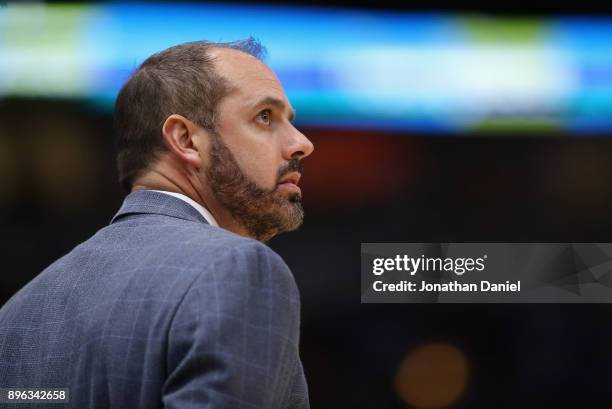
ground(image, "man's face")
xmin=202 ymin=49 xmax=314 ymax=241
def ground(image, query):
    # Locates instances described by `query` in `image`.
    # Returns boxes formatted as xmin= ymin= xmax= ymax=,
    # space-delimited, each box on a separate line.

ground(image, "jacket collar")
xmin=110 ymin=190 xmax=209 ymax=225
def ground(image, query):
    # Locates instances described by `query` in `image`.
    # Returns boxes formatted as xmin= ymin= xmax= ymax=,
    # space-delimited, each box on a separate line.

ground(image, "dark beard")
xmin=205 ymin=132 xmax=305 ymax=242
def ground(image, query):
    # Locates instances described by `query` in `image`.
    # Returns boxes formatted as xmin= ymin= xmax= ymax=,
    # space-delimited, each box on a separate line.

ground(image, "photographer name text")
xmin=373 ymin=280 xmax=521 ymax=292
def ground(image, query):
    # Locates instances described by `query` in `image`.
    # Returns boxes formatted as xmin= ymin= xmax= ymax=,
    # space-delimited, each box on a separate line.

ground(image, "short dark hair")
xmin=114 ymin=37 xmax=266 ymax=191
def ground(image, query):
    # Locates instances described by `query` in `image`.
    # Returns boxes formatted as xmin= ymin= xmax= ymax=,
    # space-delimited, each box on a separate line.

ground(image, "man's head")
xmin=114 ymin=39 xmax=314 ymax=241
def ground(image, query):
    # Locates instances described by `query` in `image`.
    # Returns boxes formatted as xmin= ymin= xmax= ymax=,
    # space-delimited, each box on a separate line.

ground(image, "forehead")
xmin=211 ymin=48 xmax=291 ymax=108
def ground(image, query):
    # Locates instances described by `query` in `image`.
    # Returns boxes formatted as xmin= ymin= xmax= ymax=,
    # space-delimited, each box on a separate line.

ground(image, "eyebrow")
xmin=252 ymin=96 xmax=296 ymax=122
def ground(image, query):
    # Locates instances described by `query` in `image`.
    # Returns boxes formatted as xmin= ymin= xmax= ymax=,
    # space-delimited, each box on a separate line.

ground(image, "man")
xmin=0 ymin=38 xmax=314 ymax=408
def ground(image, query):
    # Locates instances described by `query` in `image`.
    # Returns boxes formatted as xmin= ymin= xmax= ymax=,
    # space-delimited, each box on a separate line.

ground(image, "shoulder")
xmin=100 ymin=215 xmax=274 ymax=266
xmin=80 ymin=218 xmax=299 ymax=308
xmin=128 ymin=220 xmax=297 ymax=295
xmin=195 ymin=234 xmax=297 ymax=296
xmin=169 ymin=235 xmax=302 ymax=347
xmin=159 ymin=222 xmax=290 ymax=276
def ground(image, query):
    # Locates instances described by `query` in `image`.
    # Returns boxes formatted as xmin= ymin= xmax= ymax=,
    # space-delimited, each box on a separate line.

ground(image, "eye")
xmin=256 ymin=109 xmax=272 ymax=126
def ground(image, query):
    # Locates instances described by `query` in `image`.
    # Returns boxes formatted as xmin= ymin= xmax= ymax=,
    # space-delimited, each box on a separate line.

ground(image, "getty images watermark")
xmin=361 ymin=243 xmax=612 ymax=303
xmin=371 ymin=253 xmax=520 ymax=293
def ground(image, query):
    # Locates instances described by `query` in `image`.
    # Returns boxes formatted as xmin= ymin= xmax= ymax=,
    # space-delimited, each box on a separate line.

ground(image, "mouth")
xmin=277 ymin=172 xmax=302 ymax=195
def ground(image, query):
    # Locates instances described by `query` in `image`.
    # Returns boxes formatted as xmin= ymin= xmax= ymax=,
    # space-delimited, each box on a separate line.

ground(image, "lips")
xmin=278 ymin=172 xmax=302 ymax=195
xmin=278 ymin=172 xmax=301 ymax=185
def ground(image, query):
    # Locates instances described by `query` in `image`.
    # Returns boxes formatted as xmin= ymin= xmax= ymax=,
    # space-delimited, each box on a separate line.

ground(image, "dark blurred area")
xmin=4 ymin=1 xmax=612 ymax=409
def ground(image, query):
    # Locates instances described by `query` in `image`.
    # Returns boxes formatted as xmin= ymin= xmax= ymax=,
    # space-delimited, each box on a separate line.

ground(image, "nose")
xmin=284 ymin=125 xmax=314 ymax=160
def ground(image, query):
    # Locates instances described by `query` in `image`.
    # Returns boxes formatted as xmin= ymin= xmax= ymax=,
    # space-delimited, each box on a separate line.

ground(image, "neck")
xmin=131 ymin=164 xmax=251 ymax=239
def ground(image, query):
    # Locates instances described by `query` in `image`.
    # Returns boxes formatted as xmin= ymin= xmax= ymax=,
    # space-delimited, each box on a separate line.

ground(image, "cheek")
xmin=233 ymin=141 xmax=280 ymax=189
xmin=218 ymin=118 xmax=282 ymax=189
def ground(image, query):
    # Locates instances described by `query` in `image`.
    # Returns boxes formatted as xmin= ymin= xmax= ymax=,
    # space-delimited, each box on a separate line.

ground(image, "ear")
xmin=161 ymin=114 xmax=203 ymax=168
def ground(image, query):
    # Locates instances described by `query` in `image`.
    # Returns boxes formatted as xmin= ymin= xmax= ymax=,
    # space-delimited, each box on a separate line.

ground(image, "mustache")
xmin=277 ymin=159 xmax=304 ymax=181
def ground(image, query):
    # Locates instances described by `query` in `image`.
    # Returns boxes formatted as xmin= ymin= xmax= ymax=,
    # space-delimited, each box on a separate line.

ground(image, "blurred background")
xmin=3 ymin=0 xmax=612 ymax=408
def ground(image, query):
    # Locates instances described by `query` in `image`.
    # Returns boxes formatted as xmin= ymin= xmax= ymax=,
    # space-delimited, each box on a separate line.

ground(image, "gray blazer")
xmin=0 ymin=190 xmax=309 ymax=408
